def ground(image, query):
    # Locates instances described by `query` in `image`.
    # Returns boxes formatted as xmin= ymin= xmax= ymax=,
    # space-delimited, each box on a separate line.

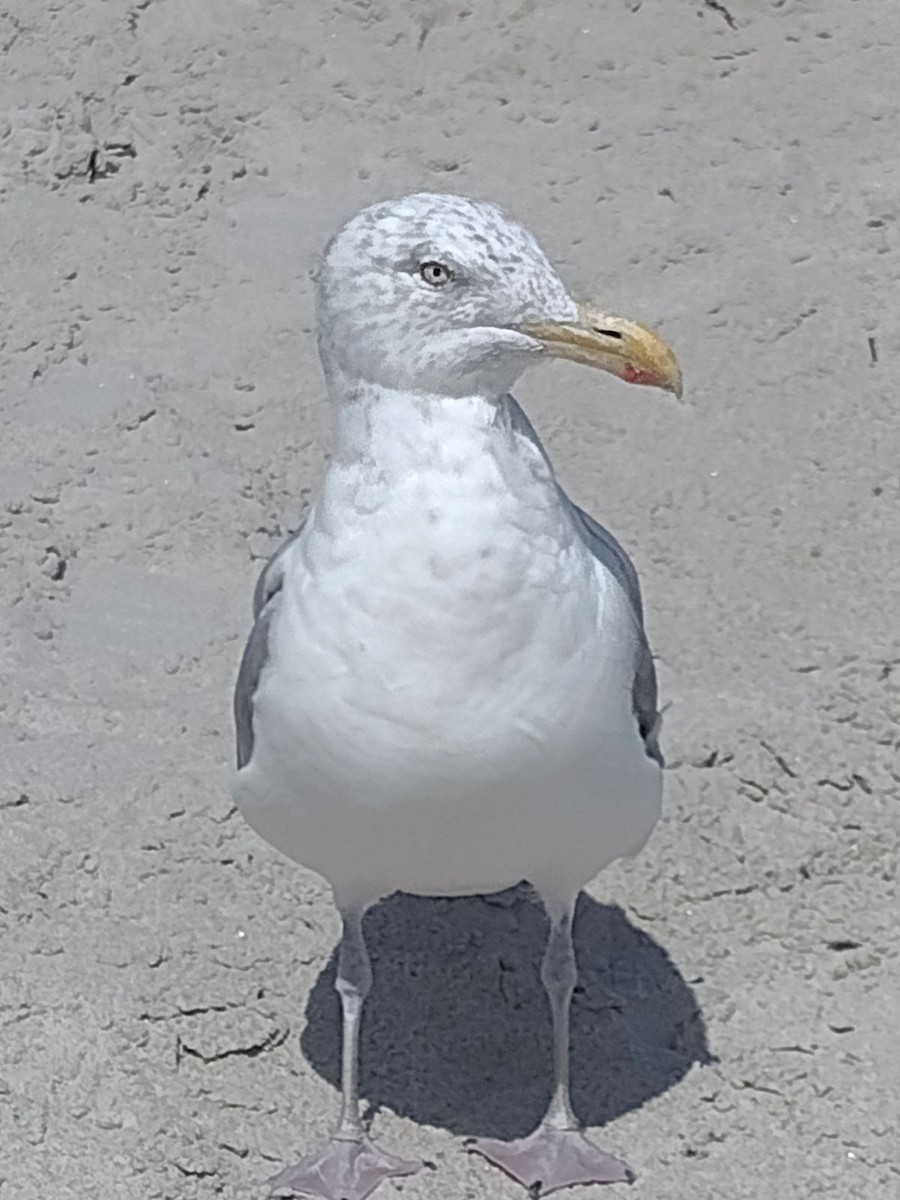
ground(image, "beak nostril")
xmin=593 ymin=327 xmax=623 ymax=339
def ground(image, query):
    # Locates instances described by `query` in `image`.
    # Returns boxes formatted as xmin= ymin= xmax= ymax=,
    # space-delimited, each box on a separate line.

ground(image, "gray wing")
xmin=234 ymin=522 xmax=307 ymax=770
xmin=251 ymin=521 xmax=306 ymax=619
xmin=505 ymin=396 xmax=663 ymax=767
xmin=574 ymin=503 xmax=663 ymax=767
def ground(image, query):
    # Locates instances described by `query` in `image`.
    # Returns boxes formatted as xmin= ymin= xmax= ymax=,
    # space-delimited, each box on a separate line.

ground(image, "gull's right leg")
xmin=268 ymin=905 xmax=421 ymax=1200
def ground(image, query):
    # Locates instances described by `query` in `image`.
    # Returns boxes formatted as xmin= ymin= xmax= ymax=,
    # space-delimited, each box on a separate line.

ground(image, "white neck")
xmin=296 ymin=373 xmax=595 ymax=693
xmin=306 ymin=369 xmax=573 ymax=557
xmin=328 ymin=375 xmax=508 ymax=477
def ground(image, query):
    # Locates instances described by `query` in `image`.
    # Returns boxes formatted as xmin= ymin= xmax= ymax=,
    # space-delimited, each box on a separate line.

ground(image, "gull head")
xmin=317 ymin=192 xmax=682 ymax=400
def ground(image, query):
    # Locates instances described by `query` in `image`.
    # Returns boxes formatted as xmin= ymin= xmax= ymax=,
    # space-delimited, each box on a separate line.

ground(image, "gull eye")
xmin=419 ymin=260 xmax=453 ymax=287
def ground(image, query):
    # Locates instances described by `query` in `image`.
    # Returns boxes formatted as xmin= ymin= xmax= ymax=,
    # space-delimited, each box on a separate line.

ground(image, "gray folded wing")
xmin=570 ymin=501 xmax=663 ymax=766
xmin=233 ymin=523 xmax=306 ymax=770
xmin=505 ymin=396 xmax=663 ymax=767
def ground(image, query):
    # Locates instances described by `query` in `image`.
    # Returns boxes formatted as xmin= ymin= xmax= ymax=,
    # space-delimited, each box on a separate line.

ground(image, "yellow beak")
xmin=520 ymin=303 xmax=683 ymax=399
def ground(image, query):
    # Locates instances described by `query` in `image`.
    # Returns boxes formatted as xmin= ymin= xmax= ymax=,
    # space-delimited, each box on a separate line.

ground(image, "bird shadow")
xmin=300 ymin=886 xmax=712 ymax=1140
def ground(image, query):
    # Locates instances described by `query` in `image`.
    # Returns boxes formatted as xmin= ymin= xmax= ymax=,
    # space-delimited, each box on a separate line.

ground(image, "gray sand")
xmin=1 ymin=2 xmax=897 ymax=1198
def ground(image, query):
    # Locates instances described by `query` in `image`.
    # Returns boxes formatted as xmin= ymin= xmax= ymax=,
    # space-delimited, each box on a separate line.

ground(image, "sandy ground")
xmin=2 ymin=1 xmax=898 ymax=1198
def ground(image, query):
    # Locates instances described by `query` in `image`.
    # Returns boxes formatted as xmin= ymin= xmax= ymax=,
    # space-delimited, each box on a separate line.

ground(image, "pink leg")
xmin=270 ymin=909 xmax=421 ymax=1200
xmin=268 ymin=1136 xmax=420 ymax=1200
xmin=469 ymin=895 xmax=633 ymax=1195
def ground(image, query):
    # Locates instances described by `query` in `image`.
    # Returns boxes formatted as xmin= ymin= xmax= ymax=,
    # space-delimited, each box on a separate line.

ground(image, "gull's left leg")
xmin=470 ymin=891 xmax=633 ymax=1195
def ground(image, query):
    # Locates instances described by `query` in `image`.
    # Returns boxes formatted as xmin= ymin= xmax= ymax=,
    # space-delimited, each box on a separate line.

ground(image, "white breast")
xmin=234 ymin=400 xmax=661 ymax=903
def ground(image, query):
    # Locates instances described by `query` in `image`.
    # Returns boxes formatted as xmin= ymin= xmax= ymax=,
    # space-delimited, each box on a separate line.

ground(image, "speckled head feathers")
xmin=316 ymin=193 xmax=577 ymax=396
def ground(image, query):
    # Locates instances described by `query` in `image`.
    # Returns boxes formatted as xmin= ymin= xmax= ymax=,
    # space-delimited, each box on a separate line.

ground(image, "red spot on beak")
xmin=622 ymin=363 xmax=658 ymax=387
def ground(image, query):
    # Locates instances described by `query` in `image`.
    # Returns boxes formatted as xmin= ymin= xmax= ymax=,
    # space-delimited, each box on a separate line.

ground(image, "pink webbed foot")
xmin=268 ymin=1135 xmax=422 ymax=1200
xmin=469 ymin=1126 xmax=634 ymax=1196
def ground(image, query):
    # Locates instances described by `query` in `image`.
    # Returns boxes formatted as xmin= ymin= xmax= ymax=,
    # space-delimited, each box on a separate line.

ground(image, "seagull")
xmin=233 ymin=193 xmax=682 ymax=1200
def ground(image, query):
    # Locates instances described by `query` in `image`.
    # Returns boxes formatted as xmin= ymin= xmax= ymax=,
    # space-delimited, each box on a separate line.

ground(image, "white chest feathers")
xmin=259 ymin=418 xmax=636 ymax=781
xmin=236 ymin=393 xmax=658 ymax=898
